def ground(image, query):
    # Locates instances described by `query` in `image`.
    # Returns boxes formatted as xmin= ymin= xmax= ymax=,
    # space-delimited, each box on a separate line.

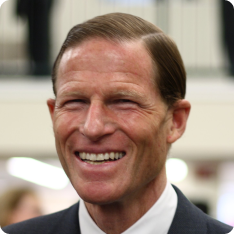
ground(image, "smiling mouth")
xmin=75 ymin=152 xmax=126 ymax=165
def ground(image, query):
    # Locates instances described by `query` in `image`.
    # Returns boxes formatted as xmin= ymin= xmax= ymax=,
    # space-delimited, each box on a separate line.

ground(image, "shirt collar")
xmin=79 ymin=181 xmax=178 ymax=234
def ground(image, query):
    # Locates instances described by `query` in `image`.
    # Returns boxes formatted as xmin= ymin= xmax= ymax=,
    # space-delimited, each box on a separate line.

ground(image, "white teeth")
xmin=90 ymin=154 xmax=96 ymax=161
xmin=80 ymin=152 xmax=86 ymax=160
xmin=110 ymin=152 xmax=115 ymax=160
xmin=115 ymin=153 xmax=119 ymax=159
xmin=104 ymin=153 xmax=109 ymax=160
xmin=78 ymin=152 xmax=125 ymax=162
xmin=97 ymin=154 xmax=104 ymax=161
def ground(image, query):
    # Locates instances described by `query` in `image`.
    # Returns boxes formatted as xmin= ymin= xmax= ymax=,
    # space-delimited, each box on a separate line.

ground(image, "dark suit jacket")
xmin=3 ymin=186 xmax=232 ymax=234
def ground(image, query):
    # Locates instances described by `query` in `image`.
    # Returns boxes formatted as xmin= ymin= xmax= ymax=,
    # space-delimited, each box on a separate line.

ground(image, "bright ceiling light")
xmin=7 ymin=157 xmax=69 ymax=190
xmin=166 ymin=158 xmax=188 ymax=183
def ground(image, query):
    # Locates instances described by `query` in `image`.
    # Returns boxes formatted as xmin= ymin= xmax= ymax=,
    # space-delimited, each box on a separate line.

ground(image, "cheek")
xmin=53 ymin=111 xmax=81 ymax=140
xmin=53 ymin=113 xmax=80 ymax=170
xmin=119 ymin=110 xmax=153 ymax=131
xmin=121 ymin=115 xmax=160 ymax=148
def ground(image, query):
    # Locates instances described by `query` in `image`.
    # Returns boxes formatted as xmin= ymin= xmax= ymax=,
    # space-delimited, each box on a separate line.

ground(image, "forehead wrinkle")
xmin=110 ymin=89 xmax=145 ymax=100
xmin=59 ymin=69 xmax=147 ymax=82
xmin=57 ymin=78 xmax=157 ymax=99
xmin=59 ymin=90 xmax=87 ymax=98
xmin=57 ymin=72 xmax=156 ymax=96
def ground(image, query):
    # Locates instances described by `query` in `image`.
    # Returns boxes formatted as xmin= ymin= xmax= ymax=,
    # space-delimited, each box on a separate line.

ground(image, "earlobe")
xmin=47 ymin=98 xmax=56 ymax=121
xmin=167 ymin=100 xmax=191 ymax=143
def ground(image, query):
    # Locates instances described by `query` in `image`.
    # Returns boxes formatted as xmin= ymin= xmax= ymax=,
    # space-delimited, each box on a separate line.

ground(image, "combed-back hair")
xmin=52 ymin=12 xmax=186 ymax=106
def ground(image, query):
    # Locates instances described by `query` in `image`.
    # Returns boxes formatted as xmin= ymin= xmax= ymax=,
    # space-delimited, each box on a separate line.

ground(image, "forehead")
xmin=56 ymin=38 xmax=155 ymax=90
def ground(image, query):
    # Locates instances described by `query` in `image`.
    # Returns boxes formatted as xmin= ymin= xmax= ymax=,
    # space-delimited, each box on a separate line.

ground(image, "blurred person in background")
xmin=221 ymin=0 xmax=234 ymax=77
xmin=0 ymin=188 xmax=42 ymax=227
xmin=15 ymin=0 xmax=54 ymax=76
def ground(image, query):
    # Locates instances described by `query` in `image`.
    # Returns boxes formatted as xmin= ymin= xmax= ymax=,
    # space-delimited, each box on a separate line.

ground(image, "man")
xmin=3 ymin=13 xmax=232 ymax=234
xmin=16 ymin=0 xmax=54 ymax=76
xmin=220 ymin=0 xmax=234 ymax=77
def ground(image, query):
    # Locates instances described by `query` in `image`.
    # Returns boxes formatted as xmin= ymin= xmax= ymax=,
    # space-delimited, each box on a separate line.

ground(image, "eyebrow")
xmin=109 ymin=90 xmax=145 ymax=100
xmin=58 ymin=88 xmax=147 ymax=102
xmin=58 ymin=90 xmax=87 ymax=98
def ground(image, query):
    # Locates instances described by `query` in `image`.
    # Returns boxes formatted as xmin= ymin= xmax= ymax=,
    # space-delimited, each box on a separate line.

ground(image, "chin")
xmin=74 ymin=182 xmax=124 ymax=205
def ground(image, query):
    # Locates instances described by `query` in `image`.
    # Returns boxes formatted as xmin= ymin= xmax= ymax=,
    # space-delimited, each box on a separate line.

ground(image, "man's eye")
xmin=62 ymin=99 xmax=87 ymax=108
xmin=117 ymin=99 xmax=133 ymax=103
xmin=113 ymin=99 xmax=138 ymax=106
xmin=66 ymin=99 xmax=85 ymax=104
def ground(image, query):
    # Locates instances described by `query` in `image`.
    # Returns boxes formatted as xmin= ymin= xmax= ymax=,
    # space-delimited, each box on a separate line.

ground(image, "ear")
xmin=167 ymin=99 xmax=191 ymax=144
xmin=47 ymin=98 xmax=56 ymax=122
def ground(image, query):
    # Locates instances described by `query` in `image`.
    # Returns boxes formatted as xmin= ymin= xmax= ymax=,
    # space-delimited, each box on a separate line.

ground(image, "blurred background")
xmin=0 ymin=0 xmax=234 ymax=226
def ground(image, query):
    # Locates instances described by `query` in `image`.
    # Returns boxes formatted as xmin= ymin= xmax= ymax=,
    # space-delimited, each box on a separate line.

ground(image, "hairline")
xmin=53 ymin=36 xmax=160 ymax=99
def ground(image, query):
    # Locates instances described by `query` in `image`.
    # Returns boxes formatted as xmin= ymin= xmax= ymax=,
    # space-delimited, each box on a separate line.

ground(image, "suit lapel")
xmin=52 ymin=202 xmax=81 ymax=234
xmin=68 ymin=187 xmax=208 ymax=234
xmin=168 ymin=185 xmax=207 ymax=234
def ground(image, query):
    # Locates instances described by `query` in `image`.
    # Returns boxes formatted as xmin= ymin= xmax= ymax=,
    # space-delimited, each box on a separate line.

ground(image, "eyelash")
xmin=66 ymin=99 xmax=86 ymax=103
xmin=62 ymin=99 xmax=138 ymax=109
xmin=117 ymin=99 xmax=132 ymax=103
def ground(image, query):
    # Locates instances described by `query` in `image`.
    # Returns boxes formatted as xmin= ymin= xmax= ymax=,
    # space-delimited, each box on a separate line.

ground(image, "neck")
xmin=85 ymin=173 xmax=167 ymax=234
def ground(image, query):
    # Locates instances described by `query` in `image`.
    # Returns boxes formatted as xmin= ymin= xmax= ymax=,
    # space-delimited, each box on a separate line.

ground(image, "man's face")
xmin=48 ymin=38 xmax=174 ymax=204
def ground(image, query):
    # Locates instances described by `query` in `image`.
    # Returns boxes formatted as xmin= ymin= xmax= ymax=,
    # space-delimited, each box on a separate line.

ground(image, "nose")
xmin=80 ymin=102 xmax=115 ymax=142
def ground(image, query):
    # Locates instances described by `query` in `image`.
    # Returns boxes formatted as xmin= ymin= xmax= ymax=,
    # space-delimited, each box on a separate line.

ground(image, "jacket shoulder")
xmin=2 ymin=203 xmax=80 ymax=234
xmin=206 ymin=215 xmax=233 ymax=234
xmin=169 ymin=185 xmax=233 ymax=234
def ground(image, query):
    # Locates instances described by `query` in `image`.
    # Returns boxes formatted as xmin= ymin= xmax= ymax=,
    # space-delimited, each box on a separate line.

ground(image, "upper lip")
xmin=73 ymin=147 xmax=126 ymax=154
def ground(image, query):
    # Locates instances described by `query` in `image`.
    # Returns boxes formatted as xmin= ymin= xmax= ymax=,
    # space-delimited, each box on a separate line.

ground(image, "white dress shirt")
xmin=79 ymin=181 xmax=178 ymax=234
